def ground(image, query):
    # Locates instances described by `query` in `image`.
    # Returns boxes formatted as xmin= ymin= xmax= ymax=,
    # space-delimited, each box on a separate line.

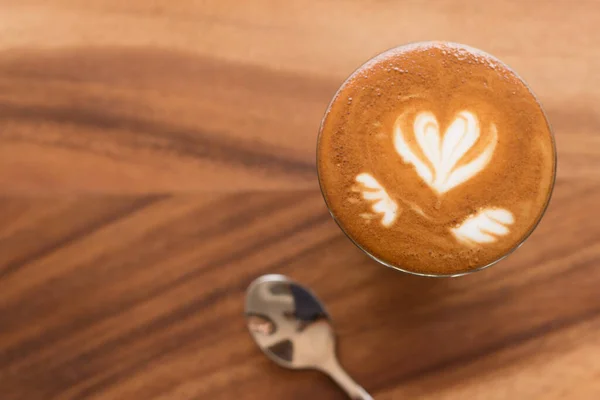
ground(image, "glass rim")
xmin=315 ymin=40 xmax=558 ymax=278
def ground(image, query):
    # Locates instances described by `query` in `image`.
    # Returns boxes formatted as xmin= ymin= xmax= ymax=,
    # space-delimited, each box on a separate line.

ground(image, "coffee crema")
xmin=317 ymin=42 xmax=556 ymax=275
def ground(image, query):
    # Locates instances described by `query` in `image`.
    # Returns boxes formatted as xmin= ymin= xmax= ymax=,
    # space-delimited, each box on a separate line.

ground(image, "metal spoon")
xmin=245 ymin=274 xmax=373 ymax=400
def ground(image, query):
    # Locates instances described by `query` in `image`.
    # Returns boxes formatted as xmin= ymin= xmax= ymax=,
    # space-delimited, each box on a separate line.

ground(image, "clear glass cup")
xmin=316 ymin=41 xmax=557 ymax=278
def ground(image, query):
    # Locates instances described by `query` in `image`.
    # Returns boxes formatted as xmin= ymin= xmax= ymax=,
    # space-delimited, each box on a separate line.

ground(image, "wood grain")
xmin=1 ymin=1 xmax=599 ymax=399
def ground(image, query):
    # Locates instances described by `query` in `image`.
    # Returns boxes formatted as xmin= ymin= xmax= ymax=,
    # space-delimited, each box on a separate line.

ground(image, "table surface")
xmin=1 ymin=1 xmax=600 ymax=399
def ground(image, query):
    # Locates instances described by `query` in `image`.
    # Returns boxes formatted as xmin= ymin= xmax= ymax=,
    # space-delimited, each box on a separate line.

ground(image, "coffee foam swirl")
xmin=317 ymin=42 xmax=556 ymax=275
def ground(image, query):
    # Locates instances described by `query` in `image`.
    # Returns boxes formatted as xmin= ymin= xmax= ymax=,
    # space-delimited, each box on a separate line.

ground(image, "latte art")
xmin=394 ymin=111 xmax=497 ymax=194
xmin=355 ymin=173 xmax=398 ymax=227
xmin=358 ymin=109 xmax=512 ymax=248
xmin=317 ymin=42 xmax=556 ymax=275
xmin=452 ymin=208 xmax=515 ymax=245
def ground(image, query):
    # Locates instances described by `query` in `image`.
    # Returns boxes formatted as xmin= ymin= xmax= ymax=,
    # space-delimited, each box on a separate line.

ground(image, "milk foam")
xmin=355 ymin=173 xmax=398 ymax=226
xmin=452 ymin=208 xmax=514 ymax=245
xmin=394 ymin=111 xmax=497 ymax=194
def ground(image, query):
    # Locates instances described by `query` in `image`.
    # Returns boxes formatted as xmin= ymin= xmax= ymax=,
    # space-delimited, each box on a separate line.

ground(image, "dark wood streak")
xmin=35 ymin=212 xmax=334 ymax=398
xmin=0 ymin=102 xmax=315 ymax=176
xmin=0 ymin=193 xmax=314 ymax=366
xmin=371 ymin=253 xmax=600 ymax=392
xmin=63 ymin=302 xmax=249 ymax=398
xmin=0 ymin=209 xmax=331 ymax=368
xmin=0 ymin=193 xmax=282 ymax=328
xmin=379 ymin=308 xmax=600 ymax=394
xmin=60 ymin=210 xmax=332 ymax=362
xmin=0 ymin=195 xmax=164 ymax=279
xmin=0 ymin=47 xmax=336 ymax=103
xmin=60 ymin=236 xmax=345 ymax=399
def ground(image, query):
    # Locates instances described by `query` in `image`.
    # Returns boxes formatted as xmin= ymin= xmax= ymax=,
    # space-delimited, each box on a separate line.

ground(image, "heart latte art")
xmin=318 ymin=42 xmax=556 ymax=275
xmin=394 ymin=111 xmax=497 ymax=195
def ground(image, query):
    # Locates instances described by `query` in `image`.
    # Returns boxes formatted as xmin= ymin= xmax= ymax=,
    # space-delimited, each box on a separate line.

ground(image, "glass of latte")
xmin=317 ymin=42 xmax=556 ymax=277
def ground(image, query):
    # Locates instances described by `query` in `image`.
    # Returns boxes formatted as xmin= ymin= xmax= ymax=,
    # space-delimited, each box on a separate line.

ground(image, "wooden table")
xmin=1 ymin=1 xmax=599 ymax=399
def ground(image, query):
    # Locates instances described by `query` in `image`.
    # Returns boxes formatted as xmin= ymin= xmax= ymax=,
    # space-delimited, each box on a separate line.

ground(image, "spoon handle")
xmin=320 ymin=358 xmax=374 ymax=400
